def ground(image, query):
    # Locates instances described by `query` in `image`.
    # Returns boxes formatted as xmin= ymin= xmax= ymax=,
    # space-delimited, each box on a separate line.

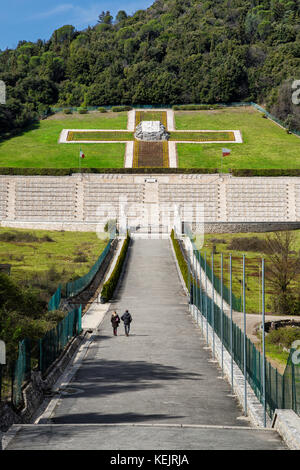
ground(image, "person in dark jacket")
xmin=111 ymin=311 xmax=120 ymax=336
xmin=121 ymin=310 xmax=132 ymax=336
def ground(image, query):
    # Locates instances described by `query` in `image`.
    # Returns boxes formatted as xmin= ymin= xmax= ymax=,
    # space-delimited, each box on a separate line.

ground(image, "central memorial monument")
xmin=134 ymin=121 xmax=169 ymax=141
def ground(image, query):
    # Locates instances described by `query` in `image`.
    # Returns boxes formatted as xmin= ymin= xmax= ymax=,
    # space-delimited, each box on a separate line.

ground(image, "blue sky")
xmin=0 ymin=0 xmax=154 ymax=50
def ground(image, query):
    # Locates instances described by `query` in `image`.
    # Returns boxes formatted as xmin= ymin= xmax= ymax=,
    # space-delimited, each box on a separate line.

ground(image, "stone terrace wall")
xmin=0 ymin=174 xmax=300 ymax=231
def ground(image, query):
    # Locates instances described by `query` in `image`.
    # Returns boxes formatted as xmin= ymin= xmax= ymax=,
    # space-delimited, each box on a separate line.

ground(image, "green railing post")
xmin=292 ymin=361 xmax=296 ymax=412
xmin=262 ymin=258 xmax=267 ymax=427
xmin=205 ymin=252 xmax=208 ymax=345
xmin=243 ymin=254 xmax=247 ymax=416
xmin=195 ymin=250 xmax=199 ymax=324
xmin=39 ymin=338 xmax=42 ymax=374
xmin=0 ymin=364 xmax=2 ymax=402
xmin=212 ymin=252 xmax=215 ymax=358
xmin=230 ymin=254 xmax=233 ymax=391
xmin=199 ymin=250 xmax=203 ymax=332
xmin=221 ymin=253 xmax=224 ymax=375
xmin=188 ymin=248 xmax=191 ymax=311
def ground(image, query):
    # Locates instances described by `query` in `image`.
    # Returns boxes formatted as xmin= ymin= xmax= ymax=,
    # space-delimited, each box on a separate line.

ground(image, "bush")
xmin=173 ymin=104 xmax=222 ymax=111
xmin=170 ymin=230 xmax=189 ymax=288
xmin=78 ymin=107 xmax=88 ymax=114
xmin=104 ymin=219 xmax=118 ymax=234
xmin=101 ymin=233 xmax=130 ymax=302
xmin=227 ymin=237 xmax=270 ymax=253
xmin=271 ymin=292 xmax=300 ymax=316
xmin=63 ymin=108 xmax=72 ymax=114
xmin=266 ymin=326 xmax=300 ymax=349
xmin=0 ymin=167 xmax=220 ymax=176
xmin=210 ymin=238 xmax=227 ymax=244
xmin=0 ymin=231 xmax=54 ymax=243
xmin=98 ymin=107 xmax=107 ymax=113
xmin=111 ymin=106 xmax=132 ymax=112
xmin=74 ymin=253 xmax=88 ymax=263
xmin=232 ymin=169 xmax=300 ymax=177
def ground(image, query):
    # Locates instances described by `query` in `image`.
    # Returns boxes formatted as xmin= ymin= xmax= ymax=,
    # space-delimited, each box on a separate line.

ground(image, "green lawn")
xmin=0 ymin=111 xmax=128 ymax=168
xmin=2 ymin=106 xmax=300 ymax=169
xmin=0 ymin=227 xmax=109 ymax=301
xmin=175 ymin=107 xmax=300 ymax=169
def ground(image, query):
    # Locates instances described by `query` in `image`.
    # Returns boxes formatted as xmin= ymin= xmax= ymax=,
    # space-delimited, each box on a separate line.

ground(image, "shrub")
xmin=0 ymin=167 xmax=220 ymax=176
xmin=111 ymin=106 xmax=132 ymax=112
xmin=104 ymin=219 xmax=118 ymax=234
xmin=271 ymin=292 xmax=300 ymax=316
xmin=232 ymin=169 xmax=300 ymax=177
xmin=63 ymin=108 xmax=72 ymax=114
xmin=172 ymin=104 xmax=222 ymax=111
xmin=74 ymin=253 xmax=88 ymax=263
xmin=0 ymin=231 xmax=54 ymax=243
xmin=78 ymin=107 xmax=88 ymax=114
xmin=210 ymin=238 xmax=227 ymax=244
xmin=171 ymin=229 xmax=189 ymax=288
xmin=227 ymin=237 xmax=270 ymax=253
xmin=101 ymin=233 xmax=130 ymax=302
xmin=266 ymin=326 xmax=300 ymax=349
xmin=98 ymin=107 xmax=107 ymax=113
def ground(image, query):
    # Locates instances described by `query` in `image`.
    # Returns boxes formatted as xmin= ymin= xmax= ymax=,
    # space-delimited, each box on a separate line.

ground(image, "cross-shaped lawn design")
xmin=59 ymin=109 xmax=243 ymax=168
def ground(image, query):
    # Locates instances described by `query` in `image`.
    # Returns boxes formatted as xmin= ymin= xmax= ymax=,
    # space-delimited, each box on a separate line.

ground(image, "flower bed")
xmin=169 ymin=131 xmax=235 ymax=141
xmin=67 ymin=131 xmax=134 ymax=141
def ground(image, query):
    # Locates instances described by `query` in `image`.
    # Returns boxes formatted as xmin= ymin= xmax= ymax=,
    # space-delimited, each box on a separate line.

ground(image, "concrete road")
xmin=4 ymin=239 xmax=287 ymax=450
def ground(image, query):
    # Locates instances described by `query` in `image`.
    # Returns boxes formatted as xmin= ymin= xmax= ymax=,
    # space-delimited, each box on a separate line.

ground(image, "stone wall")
xmin=1 ymin=174 xmax=300 ymax=230
xmin=203 ymin=222 xmax=300 ymax=233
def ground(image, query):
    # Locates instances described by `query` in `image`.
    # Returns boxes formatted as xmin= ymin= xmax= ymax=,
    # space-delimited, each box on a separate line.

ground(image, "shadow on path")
xmin=53 ymin=411 xmax=184 ymax=424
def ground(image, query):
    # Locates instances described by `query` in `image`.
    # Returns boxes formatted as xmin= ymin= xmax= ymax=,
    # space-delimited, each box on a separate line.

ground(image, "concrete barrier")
xmin=272 ymin=409 xmax=300 ymax=450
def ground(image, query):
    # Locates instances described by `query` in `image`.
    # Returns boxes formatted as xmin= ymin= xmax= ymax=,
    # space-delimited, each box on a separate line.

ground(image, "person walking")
xmin=121 ymin=309 xmax=132 ymax=336
xmin=111 ymin=311 xmax=120 ymax=336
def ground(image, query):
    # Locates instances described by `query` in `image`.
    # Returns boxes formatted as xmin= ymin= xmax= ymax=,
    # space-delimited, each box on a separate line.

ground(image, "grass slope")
xmin=176 ymin=107 xmax=300 ymax=169
xmin=0 ymin=227 xmax=109 ymax=301
xmin=0 ymin=111 xmax=128 ymax=168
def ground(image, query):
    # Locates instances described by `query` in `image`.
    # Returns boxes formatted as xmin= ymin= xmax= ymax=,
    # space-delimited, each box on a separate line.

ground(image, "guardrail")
xmin=171 ymin=229 xmax=299 ymax=420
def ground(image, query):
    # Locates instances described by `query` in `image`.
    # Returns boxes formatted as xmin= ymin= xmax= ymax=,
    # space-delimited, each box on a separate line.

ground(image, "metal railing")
xmin=66 ymin=239 xmax=112 ymax=298
xmin=189 ymin=260 xmax=299 ymax=421
xmin=48 ymin=285 xmax=62 ymax=311
xmin=0 ymin=306 xmax=82 ymax=408
xmin=0 ymin=240 xmax=114 ymax=406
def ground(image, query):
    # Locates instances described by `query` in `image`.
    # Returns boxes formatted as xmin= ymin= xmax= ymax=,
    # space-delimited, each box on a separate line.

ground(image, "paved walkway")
xmin=4 ymin=240 xmax=286 ymax=450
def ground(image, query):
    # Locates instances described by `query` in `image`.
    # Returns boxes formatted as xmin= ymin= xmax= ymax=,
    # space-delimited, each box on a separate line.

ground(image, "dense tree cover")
xmin=1 ymin=0 xmax=300 ymax=135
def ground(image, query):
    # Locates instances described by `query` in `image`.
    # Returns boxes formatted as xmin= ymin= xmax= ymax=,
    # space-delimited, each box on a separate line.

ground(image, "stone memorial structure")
xmin=134 ymin=121 xmax=169 ymax=141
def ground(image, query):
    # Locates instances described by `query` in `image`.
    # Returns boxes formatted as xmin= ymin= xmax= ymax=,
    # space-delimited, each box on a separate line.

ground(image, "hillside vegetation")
xmin=1 ymin=0 xmax=300 ymax=136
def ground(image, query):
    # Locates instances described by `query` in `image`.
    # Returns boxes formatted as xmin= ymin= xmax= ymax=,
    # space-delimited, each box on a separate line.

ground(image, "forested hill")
xmin=1 ymin=0 xmax=300 ymax=134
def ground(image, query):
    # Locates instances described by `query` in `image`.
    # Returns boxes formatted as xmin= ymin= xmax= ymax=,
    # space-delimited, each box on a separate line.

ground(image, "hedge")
xmin=0 ymin=167 xmax=219 ymax=176
xmin=111 ymin=106 xmax=132 ymax=112
xmin=0 ymin=167 xmax=299 ymax=177
xmin=231 ymin=169 xmax=300 ymax=177
xmin=172 ymin=104 xmax=223 ymax=111
xmin=171 ymin=229 xmax=191 ymax=289
xmin=100 ymin=233 xmax=130 ymax=302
